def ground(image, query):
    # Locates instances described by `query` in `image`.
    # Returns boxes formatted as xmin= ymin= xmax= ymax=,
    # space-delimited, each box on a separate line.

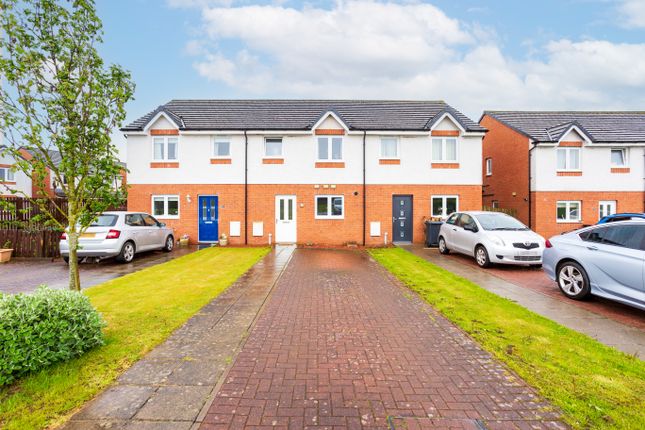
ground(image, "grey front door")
xmin=393 ymin=195 xmax=413 ymax=242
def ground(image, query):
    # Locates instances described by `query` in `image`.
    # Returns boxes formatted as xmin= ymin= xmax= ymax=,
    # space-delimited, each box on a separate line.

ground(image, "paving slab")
xmin=201 ymin=249 xmax=567 ymax=429
xmin=62 ymin=245 xmax=294 ymax=429
xmin=404 ymin=245 xmax=645 ymax=358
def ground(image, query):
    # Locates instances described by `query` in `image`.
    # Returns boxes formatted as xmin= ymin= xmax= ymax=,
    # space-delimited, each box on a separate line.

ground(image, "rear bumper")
xmin=59 ymin=240 xmax=122 ymax=258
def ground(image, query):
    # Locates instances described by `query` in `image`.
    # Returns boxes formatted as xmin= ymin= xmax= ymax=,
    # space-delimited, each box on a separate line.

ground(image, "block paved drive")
xmin=202 ymin=249 xmax=566 ymax=429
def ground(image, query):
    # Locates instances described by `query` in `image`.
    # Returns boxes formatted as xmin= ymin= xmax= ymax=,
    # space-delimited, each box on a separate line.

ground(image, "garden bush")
xmin=0 ymin=286 xmax=105 ymax=386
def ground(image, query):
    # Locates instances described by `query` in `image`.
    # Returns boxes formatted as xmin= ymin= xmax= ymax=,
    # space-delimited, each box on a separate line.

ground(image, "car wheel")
xmin=557 ymin=261 xmax=591 ymax=300
xmin=475 ymin=245 xmax=491 ymax=268
xmin=163 ymin=235 xmax=174 ymax=252
xmin=116 ymin=241 xmax=135 ymax=263
xmin=438 ymin=236 xmax=450 ymax=254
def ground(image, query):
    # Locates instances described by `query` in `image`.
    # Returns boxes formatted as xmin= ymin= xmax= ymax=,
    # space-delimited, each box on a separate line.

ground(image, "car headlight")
xmin=489 ymin=235 xmax=506 ymax=247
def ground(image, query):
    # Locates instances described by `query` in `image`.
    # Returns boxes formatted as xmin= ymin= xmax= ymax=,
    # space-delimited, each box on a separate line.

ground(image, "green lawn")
xmin=369 ymin=247 xmax=645 ymax=430
xmin=0 ymin=246 xmax=268 ymax=430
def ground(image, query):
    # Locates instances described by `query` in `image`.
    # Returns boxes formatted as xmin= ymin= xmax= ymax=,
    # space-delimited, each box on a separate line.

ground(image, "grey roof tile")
xmin=122 ymin=99 xmax=485 ymax=133
xmin=483 ymin=111 xmax=645 ymax=143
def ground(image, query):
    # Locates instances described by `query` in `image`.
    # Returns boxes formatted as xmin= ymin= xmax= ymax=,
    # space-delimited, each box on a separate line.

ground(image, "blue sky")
xmin=95 ymin=1 xmax=645 ymax=155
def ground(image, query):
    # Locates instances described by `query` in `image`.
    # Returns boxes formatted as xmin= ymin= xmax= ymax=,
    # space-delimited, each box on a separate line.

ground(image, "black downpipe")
xmin=362 ymin=131 xmax=366 ymax=246
xmin=244 ymin=130 xmax=248 ymax=245
xmin=528 ymin=143 xmax=537 ymax=229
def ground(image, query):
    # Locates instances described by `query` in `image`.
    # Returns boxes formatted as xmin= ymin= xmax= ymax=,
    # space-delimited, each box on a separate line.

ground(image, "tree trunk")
xmin=68 ymin=231 xmax=81 ymax=291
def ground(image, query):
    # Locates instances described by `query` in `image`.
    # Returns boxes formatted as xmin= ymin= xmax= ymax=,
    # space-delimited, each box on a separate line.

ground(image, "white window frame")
xmin=485 ymin=158 xmax=492 ymax=176
xmin=431 ymin=137 xmax=458 ymax=163
xmin=151 ymin=194 xmax=180 ymax=219
xmin=556 ymin=200 xmax=581 ymax=223
xmin=379 ymin=137 xmax=399 ymax=159
xmin=0 ymin=167 xmax=15 ymax=182
xmin=556 ymin=147 xmax=581 ymax=172
xmin=316 ymin=136 xmax=343 ymax=161
xmin=51 ymin=173 xmax=67 ymax=189
xmin=431 ymin=195 xmax=459 ymax=219
xmin=264 ymin=137 xmax=283 ymax=158
xmin=610 ymin=148 xmax=627 ymax=167
xmin=599 ymin=200 xmax=617 ymax=219
xmin=314 ymin=195 xmax=344 ymax=219
xmin=152 ymin=136 xmax=179 ymax=161
xmin=212 ymin=136 xmax=231 ymax=158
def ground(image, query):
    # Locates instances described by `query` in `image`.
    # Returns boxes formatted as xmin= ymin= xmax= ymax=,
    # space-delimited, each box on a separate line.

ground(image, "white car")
xmin=438 ymin=211 xmax=545 ymax=268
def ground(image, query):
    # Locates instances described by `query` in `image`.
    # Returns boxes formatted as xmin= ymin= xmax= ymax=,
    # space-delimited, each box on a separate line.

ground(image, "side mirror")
xmin=158 ymin=222 xmax=166 ymax=228
xmin=464 ymin=224 xmax=478 ymax=233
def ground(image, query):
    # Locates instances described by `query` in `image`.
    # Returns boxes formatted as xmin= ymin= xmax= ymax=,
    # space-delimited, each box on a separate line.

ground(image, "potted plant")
xmin=219 ymin=233 xmax=228 ymax=246
xmin=179 ymin=234 xmax=189 ymax=246
xmin=0 ymin=240 xmax=14 ymax=263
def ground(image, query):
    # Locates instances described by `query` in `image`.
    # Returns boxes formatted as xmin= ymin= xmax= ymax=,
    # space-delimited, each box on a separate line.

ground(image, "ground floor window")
xmin=315 ymin=195 xmax=344 ymax=219
xmin=599 ymin=200 xmax=616 ymax=219
xmin=556 ymin=201 xmax=581 ymax=222
xmin=152 ymin=195 xmax=180 ymax=218
xmin=431 ymin=195 xmax=458 ymax=219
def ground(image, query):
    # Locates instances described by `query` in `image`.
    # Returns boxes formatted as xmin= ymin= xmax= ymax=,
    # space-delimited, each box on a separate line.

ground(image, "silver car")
xmin=543 ymin=220 xmax=645 ymax=310
xmin=60 ymin=211 xmax=175 ymax=263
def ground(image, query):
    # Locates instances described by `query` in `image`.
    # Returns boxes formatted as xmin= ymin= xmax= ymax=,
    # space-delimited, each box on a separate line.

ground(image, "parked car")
xmin=438 ymin=211 xmax=545 ymax=268
xmin=597 ymin=213 xmax=645 ymax=224
xmin=60 ymin=211 xmax=175 ymax=264
xmin=543 ymin=220 xmax=645 ymax=311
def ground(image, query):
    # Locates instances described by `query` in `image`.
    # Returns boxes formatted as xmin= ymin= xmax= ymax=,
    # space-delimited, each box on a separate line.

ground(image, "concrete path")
xmin=403 ymin=245 xmax=645 ymax=358
xmin=61 ymin=245 xmax=295 ymax=430
xmin=201 ymin=249 xmax=565 ymax=429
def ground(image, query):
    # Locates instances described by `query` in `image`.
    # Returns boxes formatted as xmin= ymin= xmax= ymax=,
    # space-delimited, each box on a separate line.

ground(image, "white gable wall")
xmin=0 ymin=152 xmax=32 ymax=197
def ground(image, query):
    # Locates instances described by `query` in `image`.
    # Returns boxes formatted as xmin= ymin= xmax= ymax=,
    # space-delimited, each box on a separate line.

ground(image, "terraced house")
xmin=122 ymin=100 xmax=485 ymax=246
xmin=481 ymin=111 xmax=645 ymax=239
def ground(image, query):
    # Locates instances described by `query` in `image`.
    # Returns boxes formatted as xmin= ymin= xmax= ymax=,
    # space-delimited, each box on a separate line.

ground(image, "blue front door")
xmin=198 ymin=195 xmax=218 ymax=242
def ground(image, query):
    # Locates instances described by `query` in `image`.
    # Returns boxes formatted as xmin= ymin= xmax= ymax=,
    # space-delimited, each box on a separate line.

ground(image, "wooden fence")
xmin=0 ymin=197 xmax=68 ymax=229
xmin=482 ymin=205 xmax=518 ymax=218
xmin=0 ymin=229 xmax=62 ymax=258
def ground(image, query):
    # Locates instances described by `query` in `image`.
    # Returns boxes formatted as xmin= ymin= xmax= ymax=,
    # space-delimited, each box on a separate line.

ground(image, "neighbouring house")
xmin=121 ymin=100 xmax=486 ymax=246
xmin=480 ymin=111 xmax=645 ymax=239
xmin=0 ymin=146 xmax=32 ymax=198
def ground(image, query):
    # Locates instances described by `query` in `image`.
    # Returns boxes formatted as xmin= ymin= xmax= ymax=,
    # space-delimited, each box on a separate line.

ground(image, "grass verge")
xmin=0 ymin=246 xmax=268 ymax=430
xmin=369 ymin=247 xmax=645 ymax=430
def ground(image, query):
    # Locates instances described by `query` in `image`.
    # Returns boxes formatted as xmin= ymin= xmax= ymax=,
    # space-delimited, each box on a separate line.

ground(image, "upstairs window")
xmin=0 ymin=167 xmax=15 ymax=182
xmin=485 ymin=158 xmax=492 ymax=176
xmin=212 ymin=137 xmax=231 ymax=157
xmin=153 ymin=136 xmax=178 ymax=161
xmin=431 ymin=138 xmax=457 ymax=162
xmin=317 ymin=137 xmax=342 ymax=161
xmin=265 ymin=137 xmax=283 ymax=157
xmin=380 ymin=137 xmax=399 ymax=159
xmin=611 ymin=148 xmax=626 ymax=167
xmin=556 ymin=147 xmax=580 ymax=171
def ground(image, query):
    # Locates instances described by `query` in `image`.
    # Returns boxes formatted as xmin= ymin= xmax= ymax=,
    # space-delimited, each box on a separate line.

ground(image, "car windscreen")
xmin=90 ymin=214 xmax=118 ymax=227
xmin=474 ymin=213 xmax=528 ymax=231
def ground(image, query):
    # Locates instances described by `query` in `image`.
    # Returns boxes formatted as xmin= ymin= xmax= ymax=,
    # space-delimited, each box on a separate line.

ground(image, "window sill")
xmin=431 ymin=163 xmax=460 ymax=169
xmin=315 ymin=161 xmax=345 ymax=168
xmin=379 ymin=159 xmax=400 ymax=165
xmin=315 ymin=216 xmax=345 ymax=220
xmin=210 ymin=158 xmax=232 ymax=165
xmin=154 ymin=215 xmax=180 ymax=220
xmin=0 ymin=181 xmax=16 ymax=185
xmin=556 ymin=171 xmax=582 ymax=176
xmin=556 ymin=220 xmax=582 ymax=224
xmin=150 ymin=162 xmax=179 ymax=168
xmin=610 ymin=167 xmax=630 ymax=173
xmin=263 ymin=158 xmax=284 ymax=164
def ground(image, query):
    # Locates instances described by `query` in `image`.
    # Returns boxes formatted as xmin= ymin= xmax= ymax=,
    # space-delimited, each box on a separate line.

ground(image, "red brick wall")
xmin=128 ymin=184 xmax=482 ymax=246
xmin=531 ymin=191 xmax=645 ymax=239
xmin=480 ymin=115 xmax=530 ymax=225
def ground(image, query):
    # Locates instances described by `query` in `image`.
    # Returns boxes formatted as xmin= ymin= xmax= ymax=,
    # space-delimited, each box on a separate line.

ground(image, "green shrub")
xmin=0 ymin=286 xmax=105 ymax=386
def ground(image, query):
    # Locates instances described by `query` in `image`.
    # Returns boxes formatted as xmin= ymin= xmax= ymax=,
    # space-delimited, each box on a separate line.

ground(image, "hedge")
xmin=0 ymin=286 xmax=105 ymax=386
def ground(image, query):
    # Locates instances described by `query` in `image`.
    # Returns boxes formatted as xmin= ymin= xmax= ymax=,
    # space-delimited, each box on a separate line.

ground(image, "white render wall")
xmin=0 ymin=153 xmax=32 ymax=197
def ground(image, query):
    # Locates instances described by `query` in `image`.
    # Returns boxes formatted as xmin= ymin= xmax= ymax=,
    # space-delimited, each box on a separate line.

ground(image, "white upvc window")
xmin=315 ymin=195 xmax=344 ymax=219
xmin=556 ymin=147 xmax=580 ymax=171
xmin=380 ymin=137 xmax=399 ymax=159
xmin=431 ymin=137 xmax=458 ymax=162
xmin=0 ymin=167 xmax=15 ymax=182
xmin=610 ymin=148 xmax=627 ymax=167
xmin=485 ymin=158 xmax=492 ymax=176
xmin=599 ymin=200 xmax=616 ymax=219
xmin=317 ymin=136 xmax=343 ymax=161
xmin=152 ymin=195 xmax=180 ymax=219
xmin=153 ymin=136 xmax=178 ymax=161
xmin=431 ymin=195 xmax=459 ymax=219
xmin=212 ymin=136 xmax=231 ymax=158
xmin=264 ymin=137 xmax=283 ymax=158
xmin=556 ymin=201 xmax=581 ymax=223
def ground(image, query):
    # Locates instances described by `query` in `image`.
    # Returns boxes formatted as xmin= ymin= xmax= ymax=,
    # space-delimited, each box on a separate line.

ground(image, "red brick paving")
xmin=201 ymin=249 xmax=566 ymax=430
xmin=442 ymin=252 xmax=645 ymax=331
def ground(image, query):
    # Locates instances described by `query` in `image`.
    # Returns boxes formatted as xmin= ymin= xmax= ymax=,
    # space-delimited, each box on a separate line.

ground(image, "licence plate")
xmin=519 ymin=250 xmax=537 ymax=256
xmin=80 ymin=233 xmax=96 ymax=239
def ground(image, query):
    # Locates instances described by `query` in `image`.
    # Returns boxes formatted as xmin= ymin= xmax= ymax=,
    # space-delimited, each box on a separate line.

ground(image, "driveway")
xmin=0 ymin=246 xmax=199 ymax=294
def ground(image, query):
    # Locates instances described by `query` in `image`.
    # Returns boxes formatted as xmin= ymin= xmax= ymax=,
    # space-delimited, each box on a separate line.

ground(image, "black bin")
xmin=424 ymin=221 xmax=443 ymax=247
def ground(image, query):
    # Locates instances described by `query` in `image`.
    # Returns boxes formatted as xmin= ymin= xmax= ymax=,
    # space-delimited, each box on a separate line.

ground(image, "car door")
xmin=579 ymin=224 xmax=645 ymax=306
xmin=142 ymin=214 xmax=165 ymax=248
xmin=453 ymin=213 xmax=478 ymax=255
xmin=442 ymin=213 xmax=461 ymax=250
xmin=124 ymin=214 xmax=147 ymax=250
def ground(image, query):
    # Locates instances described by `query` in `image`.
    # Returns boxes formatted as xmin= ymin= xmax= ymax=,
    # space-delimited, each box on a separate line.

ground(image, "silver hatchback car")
xmin=542 ymin=220 xmax=645 ymax=311
xmin=60 ymin=211 xmax=175 ymax=263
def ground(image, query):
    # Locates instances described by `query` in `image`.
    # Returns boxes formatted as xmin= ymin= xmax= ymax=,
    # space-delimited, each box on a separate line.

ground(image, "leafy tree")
xmin=0 ymin=0 xmax=134 ymax=290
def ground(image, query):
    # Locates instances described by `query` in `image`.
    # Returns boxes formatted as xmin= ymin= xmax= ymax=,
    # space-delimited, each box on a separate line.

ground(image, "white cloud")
xmin=618 ymin=0 xmax=645 ymax=28
xmin=185 ymin=1 xmax=645 ymax=118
